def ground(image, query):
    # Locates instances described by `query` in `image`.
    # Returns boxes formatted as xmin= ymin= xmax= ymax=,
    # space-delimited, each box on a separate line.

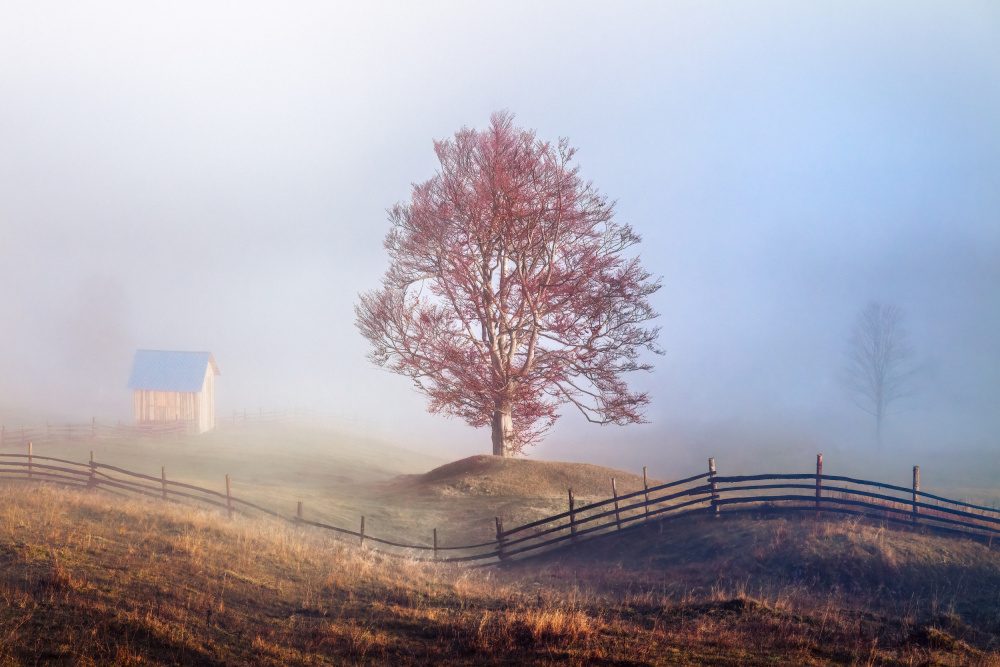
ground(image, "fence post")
xmin=1 ymin=425 xmax=4 ymax=447
xmin=27 ymin=441 xmax=33 ymax=481
xmin=568 ymin=488 xmax=576 ymax=540
xmin=433 ymin=528 xmax=438 ymax=561
xmin=297 ymin=501 xmax=303 ymax=523
xmin=912 ymin=466 xmax=920 ymax=524
xmin=815 ymin=453 xmax=823 ymax=514
xmin=495 ymin=516 xmax=506 ymax=560
xmin=91 ymin=417 xmax=96 ymax=441
xmin=225 ymin=474 xmax=233 ymax=519
xmin=88 ymin=450 xmax=96 ymax=488
xmin=161 ymin=467 xmax=168 ymax=501
xmin=612 ymin=478 xmax=621 ymax=530
xmin=643 ymin=466 xmax=650 ymax=523
xmin=360 ymin=516 xmax=366 ymax=548
xmin=709 ymin=457 xmax=718 ymax=515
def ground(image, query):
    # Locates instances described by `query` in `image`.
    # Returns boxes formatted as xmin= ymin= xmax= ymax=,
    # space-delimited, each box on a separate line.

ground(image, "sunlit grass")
xmin=2 ymin=481 xmax=999 ymax=665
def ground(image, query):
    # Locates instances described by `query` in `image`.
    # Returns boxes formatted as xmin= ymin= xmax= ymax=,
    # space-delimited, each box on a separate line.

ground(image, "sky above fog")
xmin=1 ymin=2 xmax=998 ymax=474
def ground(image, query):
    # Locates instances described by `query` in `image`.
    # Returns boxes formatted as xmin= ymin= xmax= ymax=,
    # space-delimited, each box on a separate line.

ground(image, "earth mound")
xmin=390 ymin=454 xmax=661 ymax=499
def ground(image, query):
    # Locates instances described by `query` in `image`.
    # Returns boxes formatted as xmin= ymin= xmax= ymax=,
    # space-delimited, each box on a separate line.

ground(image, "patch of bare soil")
xmin=385 ymin=454 xmax=660 ymax=499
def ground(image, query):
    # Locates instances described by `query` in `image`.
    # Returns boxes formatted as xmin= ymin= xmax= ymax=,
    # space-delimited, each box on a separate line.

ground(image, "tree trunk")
xmin=491 ymin=409 xmax=516 ymax=457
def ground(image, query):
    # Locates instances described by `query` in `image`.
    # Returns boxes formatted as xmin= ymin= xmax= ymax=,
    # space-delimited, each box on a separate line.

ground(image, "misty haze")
xmin=1 ymin=3 xmax=999 ymax=664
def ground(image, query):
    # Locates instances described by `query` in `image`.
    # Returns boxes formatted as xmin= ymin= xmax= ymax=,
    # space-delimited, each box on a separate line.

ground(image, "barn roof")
xmin=128 ymin=350 xmax=220 ymax=392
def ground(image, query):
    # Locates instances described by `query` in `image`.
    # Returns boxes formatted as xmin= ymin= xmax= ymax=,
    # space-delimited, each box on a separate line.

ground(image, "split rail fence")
xmin=2 ymin=448 xmax=998 ymax=563
xmin=219 ymin=407 xmax=321 ymax=430
xmin=0 ymin=419 xmax=190 ymax=447
xmin=0 ymin=408 xmax=320 ymax=447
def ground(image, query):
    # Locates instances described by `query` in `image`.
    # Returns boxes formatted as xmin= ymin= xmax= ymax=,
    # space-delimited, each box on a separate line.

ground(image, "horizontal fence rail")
xmin=0 ymin=420 xmax=190 ymax=446
xmin=2 ymin=447 xmax=998 ymax=564
xmin=0 ymin=408 xmax=322 ymax=447
xmin=0 ymin=444 xmax=500 ymax=563
xmin=486 ymin=455 xmax=1000 ymax=561
xmin=217 ymin=407 xmax=325 ymax=430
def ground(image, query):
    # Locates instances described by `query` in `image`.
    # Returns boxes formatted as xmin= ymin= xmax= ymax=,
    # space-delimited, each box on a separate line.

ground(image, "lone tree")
xmin=844 ymin=302 xmax=917 ymax=439
xmin=356 ymin=112 xmax=661 ymax=457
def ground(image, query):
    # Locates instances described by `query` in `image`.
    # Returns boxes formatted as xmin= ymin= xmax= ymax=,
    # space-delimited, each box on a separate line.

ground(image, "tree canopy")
xmin=356 ymin=112 xmax=661 ymax=456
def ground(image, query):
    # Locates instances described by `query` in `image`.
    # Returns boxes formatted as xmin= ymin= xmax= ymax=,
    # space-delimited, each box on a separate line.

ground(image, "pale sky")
xmin=1 ymin=2 xmax=998 ymax=477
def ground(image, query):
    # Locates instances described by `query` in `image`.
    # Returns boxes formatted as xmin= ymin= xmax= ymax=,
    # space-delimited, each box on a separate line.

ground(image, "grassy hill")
xmin=389 ymin=454 xmax=659 ymax=498
xmin=372 ymin=454 xmax=664 ymax=548
xmin=3 ymin=477 xmax=1000 ymax=665
xmin=6 ymin=431 xmax=662 ymax=551
xmin=4 ymin=425 xmax=1000 ymax=663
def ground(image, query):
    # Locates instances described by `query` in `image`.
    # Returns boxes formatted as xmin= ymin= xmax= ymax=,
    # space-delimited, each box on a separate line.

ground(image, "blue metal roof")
xmin=127 ymin=350 xmax=220 ymax=392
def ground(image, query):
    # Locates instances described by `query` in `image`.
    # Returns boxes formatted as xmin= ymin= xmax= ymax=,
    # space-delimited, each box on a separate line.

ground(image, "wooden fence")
xmin=2 ymin=448 xmax=998 ymax=563
xmin=492 ymin=455 xmax=1000 ymax=561
xmin=218 ymin=407 xmax=321 ymax=430
xmin=0 ymin=419 xmax=192 ymax=447
xmin=0 ymin=408 xmax=320 ymax=447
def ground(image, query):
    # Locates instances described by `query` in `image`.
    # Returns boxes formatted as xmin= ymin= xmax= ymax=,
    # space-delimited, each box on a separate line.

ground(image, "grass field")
xmin=9 ymin=425 xmax=446 ymax=541
xmin=3 ymin=424 xmax=1000 ymax=664
xmin=7 ymin=426 xmax=664 ymax=549
xmin=2 ymin=482 xmax=1000 ymax=665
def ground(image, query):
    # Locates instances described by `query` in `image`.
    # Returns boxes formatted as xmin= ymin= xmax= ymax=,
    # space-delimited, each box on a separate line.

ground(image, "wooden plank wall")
xmin=132 ymin=364 xmax=217 ymax=433
xmin=134 ymin=390 xmax=188 ymax=422
xmin=134 ymin=390 xmax=204 ymax=432
xmin=199 ymin=365 xmax=215 ymax=433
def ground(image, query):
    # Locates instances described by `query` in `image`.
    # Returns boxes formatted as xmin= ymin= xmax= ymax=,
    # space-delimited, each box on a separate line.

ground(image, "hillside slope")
xmin=388 ymin=454 xmax=659 ymax=498
xmin=3 ymin=483 xmax=1000 ymax=664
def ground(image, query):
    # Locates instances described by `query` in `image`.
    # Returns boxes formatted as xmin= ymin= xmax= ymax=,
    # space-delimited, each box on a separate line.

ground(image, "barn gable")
xmin=129 ymin=350 xmax=220 ymax=434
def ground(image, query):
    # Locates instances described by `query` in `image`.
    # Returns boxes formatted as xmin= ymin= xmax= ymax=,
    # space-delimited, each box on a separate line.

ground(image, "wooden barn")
xmin=127 ymin=350 xmax=220 ymax=434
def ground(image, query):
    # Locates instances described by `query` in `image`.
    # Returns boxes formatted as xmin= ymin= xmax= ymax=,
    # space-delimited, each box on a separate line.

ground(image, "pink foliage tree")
xmin=356 ymin=112 xmax=661 ymax=457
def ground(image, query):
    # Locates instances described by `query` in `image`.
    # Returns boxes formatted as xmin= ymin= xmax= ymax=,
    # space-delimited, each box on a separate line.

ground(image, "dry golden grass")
xmin=7 ymin=434 xmax=664 ymax=550
xmin=13 ymin=424 xmax=444 ymax=526
xmin=2 ymin=481 xmax=1000 ymax=665
xmin=15 ymin=427 xmax=1000 ymax=558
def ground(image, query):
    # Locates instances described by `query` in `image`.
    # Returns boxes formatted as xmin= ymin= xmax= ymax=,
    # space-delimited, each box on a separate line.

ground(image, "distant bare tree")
xmin=844 ymin=302 xmax=917 ymax=440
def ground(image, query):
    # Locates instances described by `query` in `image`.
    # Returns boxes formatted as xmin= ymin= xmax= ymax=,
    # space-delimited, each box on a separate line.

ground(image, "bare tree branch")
xmin=355 ymin=111 xmax=662 ymax=456
xmin=843 ymin=302 xmax=918 ymax=441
